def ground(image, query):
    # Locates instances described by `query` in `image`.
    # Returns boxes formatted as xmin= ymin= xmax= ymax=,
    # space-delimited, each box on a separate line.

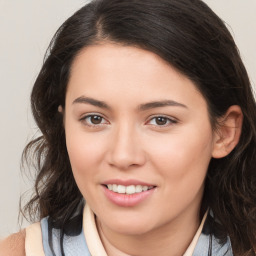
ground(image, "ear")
xmin=212 ymin=105 xmax=243 ymax=159
xmin=58 ymin=105 xmax=63 ymax=113
xmin=58 ymin=105 xmax=66 ymax=127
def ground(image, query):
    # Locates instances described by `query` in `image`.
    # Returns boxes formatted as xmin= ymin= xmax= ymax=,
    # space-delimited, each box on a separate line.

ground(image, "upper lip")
xmin=102 ymin=179 xmax=156 ymax=187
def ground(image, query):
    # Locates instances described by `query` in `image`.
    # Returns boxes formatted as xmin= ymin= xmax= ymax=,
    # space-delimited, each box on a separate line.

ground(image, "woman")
xmin=1 ymin=0 xmax=256 ymax=255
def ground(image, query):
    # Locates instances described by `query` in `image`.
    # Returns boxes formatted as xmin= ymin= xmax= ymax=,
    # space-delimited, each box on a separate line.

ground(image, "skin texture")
xmin=63 ymin=43 xmax=242 ymax=256
xmin=0 ymin=230 xmax=26 ymax=256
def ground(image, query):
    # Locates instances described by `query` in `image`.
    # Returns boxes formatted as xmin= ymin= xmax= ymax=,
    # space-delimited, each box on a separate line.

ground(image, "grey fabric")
xmin=41 ymin=217 xmax=91 ymax=256
xmin=193 ymin=231 xmax=233 ymax=256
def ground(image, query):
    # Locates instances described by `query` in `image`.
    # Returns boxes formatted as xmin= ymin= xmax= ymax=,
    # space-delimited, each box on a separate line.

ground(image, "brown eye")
xmin=90 ymin=115 xmax=103 ymax=124
xmin=155 ymin=117 xmax=168 ymax=125
xmin=81 ymin=114 xmax=108 ymax=126
xmin=147 ymin=116 xmax=177 ymax=127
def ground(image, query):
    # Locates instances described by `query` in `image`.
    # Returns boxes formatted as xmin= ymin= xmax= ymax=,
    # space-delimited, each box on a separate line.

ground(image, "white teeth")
xmin=126 ymin=185 xmax=135 ymax=194
xmin=117 ymin=185 xmax=126 ymax=194
xmin=135 ymin=185 xmax=143 ymax=193
xmin=106 ymin=184 xmax=153 ymax=194
xmin=113 ymin=184 xmax=118 ymax=192
xmin=142 ymin=186 xmax=148 ymax=191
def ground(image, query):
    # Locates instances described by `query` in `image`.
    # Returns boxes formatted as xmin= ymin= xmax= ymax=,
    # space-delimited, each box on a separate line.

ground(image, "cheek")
xmin=148 ymin=125 xmax=213 ymax=187
xmin=148 ymin=129 xmax=213 ymax=214
xmin=65 ymin=123 xmax=106 ymax=189
xmin=67 ymin=136 xmax=100 ymax=171
xmin=65 ymin=133 xmax=103 ymax=201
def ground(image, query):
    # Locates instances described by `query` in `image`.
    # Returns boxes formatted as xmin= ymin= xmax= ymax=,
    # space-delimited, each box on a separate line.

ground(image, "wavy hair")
xmin=22 ymin=0 xmax=256 ymax=255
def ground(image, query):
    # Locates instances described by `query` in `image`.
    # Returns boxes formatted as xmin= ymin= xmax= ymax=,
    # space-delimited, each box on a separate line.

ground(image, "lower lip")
xmin=102 ymin=186 xmax=155 ymax=207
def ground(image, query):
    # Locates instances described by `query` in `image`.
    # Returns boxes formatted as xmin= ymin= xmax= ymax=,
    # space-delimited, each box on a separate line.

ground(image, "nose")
xmin=107 ymin=124 xmax=146 ymax=170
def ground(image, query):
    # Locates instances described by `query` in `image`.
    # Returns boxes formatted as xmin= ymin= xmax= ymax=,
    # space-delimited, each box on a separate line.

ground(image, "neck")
xmin=96 ymin=207 xmax=202 ymax=256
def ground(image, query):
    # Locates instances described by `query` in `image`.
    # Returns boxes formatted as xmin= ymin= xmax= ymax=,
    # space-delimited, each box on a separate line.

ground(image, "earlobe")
xmin=58 ymin=105 xmax=63 ymax=113
xmin=212 ymin=105 xmax=243 ymax=159
xmin=58 ymin=105 xmax=66 ymax=127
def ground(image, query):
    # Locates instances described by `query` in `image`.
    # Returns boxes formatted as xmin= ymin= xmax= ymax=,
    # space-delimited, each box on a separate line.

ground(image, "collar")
xmin=83 ymin=204 xmax=208 ymax=256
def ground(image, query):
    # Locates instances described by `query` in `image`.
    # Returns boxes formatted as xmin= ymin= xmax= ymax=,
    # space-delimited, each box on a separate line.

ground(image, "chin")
xmin=102 ymin=214 xmax=159 ymax=236
xmin=114 ymin=223 xmax=153 ymax=236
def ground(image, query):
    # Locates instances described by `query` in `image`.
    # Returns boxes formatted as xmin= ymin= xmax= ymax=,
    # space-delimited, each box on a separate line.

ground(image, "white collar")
xmin=83 ymin=204 xmax=208 ymax=256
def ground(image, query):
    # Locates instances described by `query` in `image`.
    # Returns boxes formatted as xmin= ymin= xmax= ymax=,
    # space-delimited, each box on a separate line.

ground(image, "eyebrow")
xmin=138 ymin=100 xmax=187 ymax=111
xmin=72 ymin=96 xmax=187 ymax=111
xmin=73 ymin=96 xmax=111 ymax=110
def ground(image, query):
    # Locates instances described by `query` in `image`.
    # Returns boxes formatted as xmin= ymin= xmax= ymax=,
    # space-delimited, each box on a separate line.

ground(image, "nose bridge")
xmin=108 ymin=121 xmax=145 ymax=169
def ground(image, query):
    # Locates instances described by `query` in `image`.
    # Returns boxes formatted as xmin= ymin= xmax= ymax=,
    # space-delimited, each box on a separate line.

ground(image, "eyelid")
xmin=145 ymin=115 xmax=178 ymax=127
xmin=79 ymin=111 xmax=107 ymax=120
xmin=79 ymin=113 xmax=110 ymax=127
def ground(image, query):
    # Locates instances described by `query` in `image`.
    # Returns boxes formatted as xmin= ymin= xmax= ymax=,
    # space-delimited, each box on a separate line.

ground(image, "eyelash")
xmin=80 ymin=114 xmax=109 ymax=127
xmin=79 ymin=114 xmax=178 ymax=128
xmin=146 ymin=115 xmax=178 ymax=127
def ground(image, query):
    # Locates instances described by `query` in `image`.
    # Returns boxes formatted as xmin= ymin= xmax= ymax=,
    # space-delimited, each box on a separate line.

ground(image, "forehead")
xmin=66 ymin=43 xmax=206 ymax=112
xmin=69 ymin=43 xmax=181 ymax=84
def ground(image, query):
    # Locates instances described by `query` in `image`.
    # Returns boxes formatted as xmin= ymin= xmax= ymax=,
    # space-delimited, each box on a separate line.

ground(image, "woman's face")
xmin=64 ymin=43 xmax=217 ymax=236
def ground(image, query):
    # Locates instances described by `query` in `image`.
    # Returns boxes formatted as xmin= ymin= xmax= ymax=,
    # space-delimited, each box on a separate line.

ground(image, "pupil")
xmin=91 ymin=116 xmax=102 ymax=124
xmin=156 ymin=117 xmax=167 ymax=125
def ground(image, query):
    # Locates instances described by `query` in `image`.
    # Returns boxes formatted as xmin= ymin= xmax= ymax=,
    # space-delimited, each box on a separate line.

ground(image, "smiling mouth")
xmin=104 ymin=184 xmax=155 ymax=195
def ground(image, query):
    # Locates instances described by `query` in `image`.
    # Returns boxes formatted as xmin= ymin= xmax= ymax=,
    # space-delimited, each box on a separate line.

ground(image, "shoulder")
xmin=0 ymin=230 xmax=26 ymax=256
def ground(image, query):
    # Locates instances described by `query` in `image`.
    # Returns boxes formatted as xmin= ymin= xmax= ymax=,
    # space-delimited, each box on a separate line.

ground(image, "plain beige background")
xmin=0 ymin=0 xmax=255 ymax=237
